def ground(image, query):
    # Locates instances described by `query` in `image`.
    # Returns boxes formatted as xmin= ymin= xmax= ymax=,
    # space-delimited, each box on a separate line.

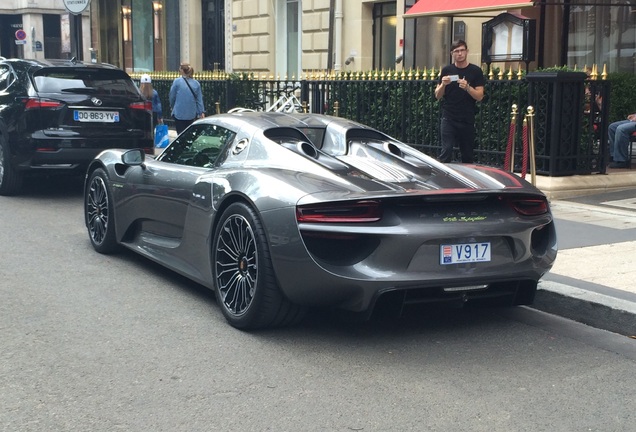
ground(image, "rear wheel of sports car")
xmin=0 ymin=132 xmax=23 ymax=196
xmin=213 ymin=202 xmax=305 ymax=330
xmin=85 ymin=168 xmax=118 ymax=254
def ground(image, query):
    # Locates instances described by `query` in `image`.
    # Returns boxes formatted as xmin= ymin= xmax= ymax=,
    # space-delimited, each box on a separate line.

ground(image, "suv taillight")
xmin=24 ymin=98 xmax=64 ymax=110
xmin=129 ymin=101 xmax=152 ymax=112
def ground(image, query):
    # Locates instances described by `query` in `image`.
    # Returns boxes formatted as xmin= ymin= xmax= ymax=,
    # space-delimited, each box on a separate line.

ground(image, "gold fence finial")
xmin=602 ymin=64 xmax=608 ymax=80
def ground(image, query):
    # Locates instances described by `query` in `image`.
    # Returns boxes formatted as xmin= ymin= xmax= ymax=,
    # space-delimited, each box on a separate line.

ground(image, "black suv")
xmin=0 ymin=58 xmax=153 ymax=195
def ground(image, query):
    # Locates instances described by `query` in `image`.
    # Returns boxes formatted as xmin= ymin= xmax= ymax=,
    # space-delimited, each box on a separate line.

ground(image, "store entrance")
xmin=0 ymin=15 xmax=24 ymax=59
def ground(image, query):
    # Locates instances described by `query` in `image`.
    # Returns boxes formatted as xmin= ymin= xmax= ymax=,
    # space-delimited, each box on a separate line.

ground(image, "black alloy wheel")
xmin=85 ymin=168 xmax=118 ymax=254
xmin=213 ymin=202 xmax=305 ymax=330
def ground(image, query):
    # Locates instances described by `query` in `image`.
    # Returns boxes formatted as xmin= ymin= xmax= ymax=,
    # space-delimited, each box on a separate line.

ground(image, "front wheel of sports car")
xmin=213 ymin=202 xmax=305 ymax=330
xmin=85 ymin=168 xmax=119 ymax=254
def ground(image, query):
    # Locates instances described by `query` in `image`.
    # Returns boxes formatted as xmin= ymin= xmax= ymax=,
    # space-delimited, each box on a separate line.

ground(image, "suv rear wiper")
xmin=61 ymin=87 xmax=98 ymax=94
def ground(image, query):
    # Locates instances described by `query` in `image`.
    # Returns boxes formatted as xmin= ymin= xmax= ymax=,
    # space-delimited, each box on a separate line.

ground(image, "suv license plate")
xmin=440 ymin=242 xmax=491 ymax=265
xmin=74 ymin=110 xmax=120 ymax=123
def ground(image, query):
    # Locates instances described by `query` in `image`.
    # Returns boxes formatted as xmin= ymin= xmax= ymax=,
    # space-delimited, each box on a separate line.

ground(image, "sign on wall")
xmin=63 ymin=0 xmax=91 ymax=15
xmin=481 ymin=13 xmax=536 ymax=67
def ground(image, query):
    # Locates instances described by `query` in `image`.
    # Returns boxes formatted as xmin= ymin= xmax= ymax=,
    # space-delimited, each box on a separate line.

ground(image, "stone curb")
xmin=533 ymin=280 xmax=636 ymax=337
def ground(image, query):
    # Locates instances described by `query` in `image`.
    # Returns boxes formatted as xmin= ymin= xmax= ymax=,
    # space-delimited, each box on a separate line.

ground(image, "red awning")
xmin=404 ymin=0 xmax=534 ymax=17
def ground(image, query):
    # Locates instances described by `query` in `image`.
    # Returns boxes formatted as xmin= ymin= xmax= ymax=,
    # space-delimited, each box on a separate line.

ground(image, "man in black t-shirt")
xmin=434 ymin=40 xmax=485 ymax=163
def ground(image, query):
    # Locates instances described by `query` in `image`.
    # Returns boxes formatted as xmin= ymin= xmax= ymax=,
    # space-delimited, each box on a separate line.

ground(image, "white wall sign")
xmin=63 ymin=0 xmax=91 ymax=15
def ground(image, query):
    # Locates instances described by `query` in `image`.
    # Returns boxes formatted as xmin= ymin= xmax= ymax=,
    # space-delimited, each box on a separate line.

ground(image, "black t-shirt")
xmin=439 ymin=63 xmax=485 ymax=123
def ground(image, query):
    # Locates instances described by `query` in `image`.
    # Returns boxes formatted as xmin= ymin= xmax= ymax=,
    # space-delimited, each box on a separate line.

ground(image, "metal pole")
xmin=528 ymin=106 xmax=537 ymax=186
xmin=508 ymin=104 xmax=518 ymax=172
xmin=69 ymin=13 xmax=83 ymax=60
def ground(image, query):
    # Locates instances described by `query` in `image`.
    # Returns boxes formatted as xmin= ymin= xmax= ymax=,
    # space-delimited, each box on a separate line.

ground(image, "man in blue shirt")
xmin=169 ymin=63 xmax=205 ymax=134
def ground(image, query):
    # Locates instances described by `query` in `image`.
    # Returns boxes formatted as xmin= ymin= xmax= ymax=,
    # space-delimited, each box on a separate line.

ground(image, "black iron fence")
xmin=137 ymin=69 xmax=611 ymax=177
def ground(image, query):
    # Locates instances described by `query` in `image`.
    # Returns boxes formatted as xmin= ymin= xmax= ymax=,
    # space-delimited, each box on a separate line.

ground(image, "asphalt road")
xmin=1 ymin=176 xmax=635 ymax=432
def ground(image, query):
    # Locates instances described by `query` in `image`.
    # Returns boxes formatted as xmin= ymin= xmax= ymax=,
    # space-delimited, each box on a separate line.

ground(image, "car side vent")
xmin=282 ymin=141 xmax=319 ymax=159
xmin=384 ymin=142 xmax=403 ymax=157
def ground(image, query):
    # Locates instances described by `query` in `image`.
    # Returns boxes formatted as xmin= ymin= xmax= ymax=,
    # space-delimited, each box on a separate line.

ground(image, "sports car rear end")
xmin=278 ymin=190 xmax=556 ymax=315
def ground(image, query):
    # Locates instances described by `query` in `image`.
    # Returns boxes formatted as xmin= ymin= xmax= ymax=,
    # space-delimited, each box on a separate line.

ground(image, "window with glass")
xmin=275 ymin=0 xmax=300 ymax=77
xmin=203 ymin=0 xmax=225 ymax=71
xmin=287 ymin=0 xmax=300 ymax=77
xmin=0 ymin=65 xmax=12 ymax=91
xmin=568 ymin=2 xmax=636 ymax=74
xmin=120 ymin=0 xmax=164 ymax=72
xmin=373 ymin=2 xmax=397 ymax=70
xmin=403 ymin=15 xmax=451 ymax=71
xmin=160 ymin=124 xmax=236 ymax=168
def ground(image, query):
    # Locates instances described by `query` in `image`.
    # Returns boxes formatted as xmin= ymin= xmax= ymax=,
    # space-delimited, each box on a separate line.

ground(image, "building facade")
xmin=1 ymin=1 xmax=634 ymax=76
xmin=0 ymin=0 xmax=90 ymax=61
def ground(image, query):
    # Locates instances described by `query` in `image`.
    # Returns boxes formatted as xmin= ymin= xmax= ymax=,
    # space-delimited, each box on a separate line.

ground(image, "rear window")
xmin=297 ymin=127 xmax=325 ymax=148
xmin=33 ymin=68 xmax=139 ymax=97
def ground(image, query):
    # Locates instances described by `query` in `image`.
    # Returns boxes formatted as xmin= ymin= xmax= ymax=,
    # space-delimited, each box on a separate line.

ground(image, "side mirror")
xmin=121 ymin=148 xmax=145 ymax=166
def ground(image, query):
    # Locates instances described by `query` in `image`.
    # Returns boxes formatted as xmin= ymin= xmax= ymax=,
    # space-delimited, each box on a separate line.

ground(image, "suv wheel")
xmin=0 ymin=133 xmax=23 ymax=196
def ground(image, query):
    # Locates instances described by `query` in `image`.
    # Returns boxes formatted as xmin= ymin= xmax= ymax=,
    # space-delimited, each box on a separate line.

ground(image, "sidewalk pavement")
xmin=532 ymin=180 xmax=636 ymax=338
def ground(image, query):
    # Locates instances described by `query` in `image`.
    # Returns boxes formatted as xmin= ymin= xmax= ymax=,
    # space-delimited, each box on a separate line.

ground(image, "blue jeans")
xmin=608 ymin=119 xmax=636 ymax=162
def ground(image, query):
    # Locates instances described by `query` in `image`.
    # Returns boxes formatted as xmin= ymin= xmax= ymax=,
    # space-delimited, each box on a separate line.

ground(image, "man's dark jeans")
xmin=439 ymin=117 xmax=476 ymax=163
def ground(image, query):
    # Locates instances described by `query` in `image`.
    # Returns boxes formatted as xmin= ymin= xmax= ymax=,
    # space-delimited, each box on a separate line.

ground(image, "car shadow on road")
xmin=99 ymin=241 xmax=522 ymax=339
xmin=19 ymin=174 xmax=85 ymax=198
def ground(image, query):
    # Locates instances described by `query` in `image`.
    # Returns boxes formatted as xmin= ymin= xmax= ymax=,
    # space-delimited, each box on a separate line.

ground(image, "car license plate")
xmin=74 ymin=110 xmax=120 ymax=123
xmin=440 ymin=242 xmax=491 ymax=265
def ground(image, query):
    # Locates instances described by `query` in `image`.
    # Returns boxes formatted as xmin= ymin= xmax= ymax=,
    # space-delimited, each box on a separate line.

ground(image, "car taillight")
xmin=24 ymin=98 xmax=64 ymax=110
xmin=502 ymin=196 xmax=548 ymax=216
xmin=296 ymin=200 xmax=382 ymax=223
xmin=129 ymin=101 xmax=152 ymax=112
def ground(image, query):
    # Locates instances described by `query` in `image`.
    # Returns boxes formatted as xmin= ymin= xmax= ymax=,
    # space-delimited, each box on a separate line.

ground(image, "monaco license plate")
xmin=74 ymin=110 xmax=120 ymax=123
xmin=440 ymin=242 xmax=491 ymax=265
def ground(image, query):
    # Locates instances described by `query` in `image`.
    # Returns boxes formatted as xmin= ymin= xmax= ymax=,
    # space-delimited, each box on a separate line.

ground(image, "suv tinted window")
xmin=0 ymin=65 xmax=11 ymax=91
xmin=33 ymin=69 xmax=139 ymax=96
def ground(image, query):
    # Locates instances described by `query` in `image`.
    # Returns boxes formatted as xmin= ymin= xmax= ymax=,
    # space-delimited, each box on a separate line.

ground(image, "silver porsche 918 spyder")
xmin=84 ymin=112 xmax=557 ymax=330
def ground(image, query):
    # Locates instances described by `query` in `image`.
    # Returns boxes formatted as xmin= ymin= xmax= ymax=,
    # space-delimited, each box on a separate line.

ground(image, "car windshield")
xmin=33 ymin=69 xmax=139 ymax=96
xmin=160 ymin=123 xmax=237 ymax=168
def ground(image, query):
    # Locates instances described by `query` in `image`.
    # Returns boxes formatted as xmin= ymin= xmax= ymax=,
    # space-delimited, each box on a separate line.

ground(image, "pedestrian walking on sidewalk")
xmin=139 ymin=74 xmax=163 ymax=128
xmin=608 ymin=113 xmax=636 ymax=168
xmin=435 ymin=40 xmax=485 ymax=164
xmin=169 ymin=62 xmax=206 ymax=135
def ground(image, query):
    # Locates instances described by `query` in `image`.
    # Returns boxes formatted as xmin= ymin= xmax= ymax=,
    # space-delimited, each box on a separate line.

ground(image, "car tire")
xmin=85 ymin=168 xmax=119 ymax=254
xmin=0 ymin=132 xmax=24 ymax=196
xmin=213 ymin=202 xmax=305 ymax=330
